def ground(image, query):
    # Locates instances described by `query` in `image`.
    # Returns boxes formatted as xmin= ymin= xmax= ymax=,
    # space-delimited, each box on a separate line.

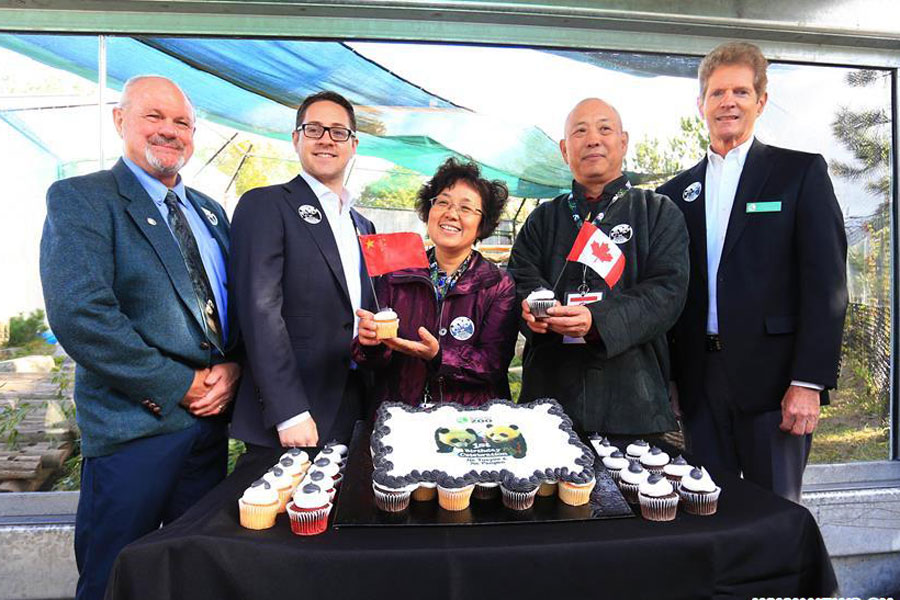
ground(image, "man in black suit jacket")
xmin=230 ymin=91 xmax=375 ymax=452
xmin=657 ymin=42 xmax=847 ymax=502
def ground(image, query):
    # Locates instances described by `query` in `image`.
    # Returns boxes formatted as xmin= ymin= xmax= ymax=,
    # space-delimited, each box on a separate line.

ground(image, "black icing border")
xmin=370 ymin=398 xmax=595 ymax=490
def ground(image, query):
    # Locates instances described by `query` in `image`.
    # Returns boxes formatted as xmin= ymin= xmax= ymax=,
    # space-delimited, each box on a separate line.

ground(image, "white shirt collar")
xmin=299 ymin=171 xmax=355 ymax=212
xmin=707 ymin=134 xmax=755 ymax=167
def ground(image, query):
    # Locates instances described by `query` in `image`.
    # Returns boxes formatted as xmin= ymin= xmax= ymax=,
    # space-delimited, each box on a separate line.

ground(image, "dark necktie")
xmin=163 ymin=190 xmax=223 ymax=350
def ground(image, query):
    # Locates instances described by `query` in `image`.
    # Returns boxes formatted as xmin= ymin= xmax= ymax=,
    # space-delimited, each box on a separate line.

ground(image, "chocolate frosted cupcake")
xmin=618 ymin=461 xmax=650 ymax=504
xmin=589 ymin=434 xmax=617 ymax=458
xmin=639 ymin=446 xmax=671 ymax=475
xmin=437 ymin=476 xmax=475 ymax=511
xmin=601 ymin=450 xmax=630 ymax=484
xmin=679 ymin=467 xmax=721 ymax=515
xmin=526 ymin=288 xmax=556 ymax=318
xmin=625 ymin=439 xmax=650 ymax=462
xmin=638 ymin=473 xmax=679 ymax=522
xmin=473 ymin=481 xmax=500 ymax=500
xmin=663 ymin=455 xmax=693 ymax=493
xmin=500 ymin=478 xmax=539 ymax=510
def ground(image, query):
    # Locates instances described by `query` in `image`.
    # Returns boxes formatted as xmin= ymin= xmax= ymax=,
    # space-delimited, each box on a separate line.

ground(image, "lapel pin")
xmin=298 ymin=205 xmax=323 ymax=224
xmin=147 ymin=217 xmax=158 ymax=226
xmin=201 ymin=207 xmax=219 ymax=227
xmin=683 ymin=181 xmax=702 ymax=203
xmin=609 ymin=223 xmax=633 ymax=244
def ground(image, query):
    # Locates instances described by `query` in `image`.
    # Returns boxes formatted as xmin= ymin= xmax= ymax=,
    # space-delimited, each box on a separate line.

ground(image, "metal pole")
xmin=98 ymin=35 xmax=107 ymax=169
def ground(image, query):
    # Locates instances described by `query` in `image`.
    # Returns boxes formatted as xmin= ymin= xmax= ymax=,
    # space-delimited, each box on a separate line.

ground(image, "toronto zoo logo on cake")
xmin=434 ymin=419 xmax=528 ymax=463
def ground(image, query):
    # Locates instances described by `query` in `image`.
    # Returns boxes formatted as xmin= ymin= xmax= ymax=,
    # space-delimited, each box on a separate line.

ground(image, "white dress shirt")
xmin=704 ymin=136 xmax=821 ymax=392
xmin=278 ymin=171 xmax=364 ymax=432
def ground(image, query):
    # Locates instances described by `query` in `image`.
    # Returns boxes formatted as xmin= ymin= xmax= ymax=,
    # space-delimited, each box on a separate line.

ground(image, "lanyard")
xmin=567 ymin=181 xmax=632 ymax=230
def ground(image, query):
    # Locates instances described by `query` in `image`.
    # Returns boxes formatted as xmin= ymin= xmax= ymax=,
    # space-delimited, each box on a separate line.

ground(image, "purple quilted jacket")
xmin=352 ymin=251 xmax=518 ymax=407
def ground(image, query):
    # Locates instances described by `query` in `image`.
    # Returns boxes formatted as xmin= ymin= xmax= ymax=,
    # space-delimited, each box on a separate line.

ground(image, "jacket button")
xmin=439 ymin=328 xmax=447 ymax=337
xmin=199 ymin=341 xmax=210 ymax=350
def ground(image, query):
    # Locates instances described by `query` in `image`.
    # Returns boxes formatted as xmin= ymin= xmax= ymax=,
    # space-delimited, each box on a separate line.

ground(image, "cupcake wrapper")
xmin=537 ymin=481 xmax=558 ymax=497
xmin=276 ymin=487 xmax=293 ymax=513
xmin=501 ymin=488 xmax=537 ymax=510
xmin=287 ymin=504 xmax=331 ymax=536
xmin=643 ymin=466 xmax=666 ymax=476
xmin=606 ymin=468 xmax=623 ymax=485
xmin=619 ymin=481 xmax=641 ymax=504
xmin=412 ymin=486 xmax=437 ymax=502
xmin=665 ymin=475 xmax=683 ymax=495
xmin=238 ymin=499 xmax=278 ymax=530
xmin=472 ymin=484 xmax=500 ymax=500
xmin=639 ymin=493 xmax=679 ymax=522
xmin=528 ymin=299 xmax=555 ymax=318
xmin=333 ymin=473 xmax=344 ymax=488
xmin=558 ymin=481 xmax=595 ymax=507
xmin=373 ymin=488 xmax=411 ymax=512
xmin=437 ymin=486 xmax=474 ymax=511
xmin=679 ymin=486 xmax=721 ymax=515
xmin=375 ymin=320 xmax=399 ymax=340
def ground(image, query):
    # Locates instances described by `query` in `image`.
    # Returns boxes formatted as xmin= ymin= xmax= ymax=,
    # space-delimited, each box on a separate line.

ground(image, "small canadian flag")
xmin=566 ymin=222 xmax=625 ymax=288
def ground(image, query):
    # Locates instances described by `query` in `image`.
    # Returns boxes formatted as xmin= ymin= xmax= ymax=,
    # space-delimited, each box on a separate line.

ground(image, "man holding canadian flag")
xmin=508 ymin=98 xmax=690 ymax=436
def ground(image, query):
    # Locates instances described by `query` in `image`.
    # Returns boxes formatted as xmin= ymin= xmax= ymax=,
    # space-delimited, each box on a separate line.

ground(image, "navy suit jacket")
xmin=657 ymin=140 xmax=848 ymax=415
xmin=40 ymin=159 xmax=238 ymax=457
xmin=229 ymin=175 xmax=375 ymax=447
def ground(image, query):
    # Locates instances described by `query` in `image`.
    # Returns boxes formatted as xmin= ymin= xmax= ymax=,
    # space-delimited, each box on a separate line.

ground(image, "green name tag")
xmin=746 ymin=201 xmax=782 ymax=213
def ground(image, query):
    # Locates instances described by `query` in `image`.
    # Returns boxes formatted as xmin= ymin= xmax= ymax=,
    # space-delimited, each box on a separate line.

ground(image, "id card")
xmin=563 ymin=291 xmax=603 ymax=344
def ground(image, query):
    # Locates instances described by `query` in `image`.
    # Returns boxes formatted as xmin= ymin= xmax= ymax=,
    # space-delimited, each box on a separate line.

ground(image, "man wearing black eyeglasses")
xmin=229 ymin=91 xmax=376 ymax=457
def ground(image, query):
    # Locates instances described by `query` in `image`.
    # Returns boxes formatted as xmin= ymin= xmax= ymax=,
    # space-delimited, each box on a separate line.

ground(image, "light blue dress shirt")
xmin=122 ymin=156 xmax=229 ymax=345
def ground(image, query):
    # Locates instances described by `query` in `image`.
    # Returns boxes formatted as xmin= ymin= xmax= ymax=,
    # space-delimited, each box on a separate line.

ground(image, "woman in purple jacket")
xmin=353 ymin=158 xmax=518 ymax=407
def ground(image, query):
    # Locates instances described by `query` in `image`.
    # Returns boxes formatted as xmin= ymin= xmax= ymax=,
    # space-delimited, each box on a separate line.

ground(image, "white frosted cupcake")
xmin=287 ymin=482 xmax=332 ymax=536
xmin=238 ymin=479 xmax=279 ymax=530
xmin=309 ymin=459 xmax=341 ymax=484
xmin=558 ymin=475 xmax=596 ymax=507
xmin=619 ymin=461 xmax=650 ymax=504
xmin=589 ymin=434 xmax=618 ymax=458
xmin=679 ymin=467 xmax=721 ymax=515
xmin=316 ymin=446 xmax=346 ymax=469
xmin=625 ymin=440 xmax=651 ymax=462
xmin=280 ymin=448 xmax=311 ymax=470
xmin=277 ymin=456 xmax=308 ymax=488
xmin=638 ymin=473 xmax=679 ymax=521
xmin=526 ymin=288 xmax=556 ymax=318
xmin=602 ymin=450 xmax=630 ymax=484
xmin=639 ymin=446 xmax=670 ymax=475
xmin=374 ymin=308 xmax=399 ymax=339
xmin=262 ymin=466 xmax=295 ymax=513
xmin=324 ymin=441 xmax=349 ymax=458
xmin=302 ymin=470 xmax=336 ymax=502
xmin=663 ymin=455 xmax=693 ymax=493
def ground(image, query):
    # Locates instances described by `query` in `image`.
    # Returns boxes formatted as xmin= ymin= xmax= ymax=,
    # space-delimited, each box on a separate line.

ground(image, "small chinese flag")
xmin=358 ymin=232 xmax=429 ymax=277
xmin=566 ymin=222 xmax=625 ymax=288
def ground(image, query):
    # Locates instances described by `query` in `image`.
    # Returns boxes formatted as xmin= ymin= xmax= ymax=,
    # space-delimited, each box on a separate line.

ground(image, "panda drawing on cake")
xmin=485 ymin=424 xmax=527 ymax=458
xmin=435 ymin=427 xmax=481 ymax=453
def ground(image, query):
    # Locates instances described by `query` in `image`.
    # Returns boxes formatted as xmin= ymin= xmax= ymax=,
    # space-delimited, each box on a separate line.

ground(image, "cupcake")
xmin=238 ymin=479 xmax=279 ymax=530
xmin=619 ymin=461 xmax=650 ymax=504
xmin=500 ymin=478 xmax=539 ymax=510
xmin=303 ymin=470 xmax=336 ymax=502
xmin=558 ymin=474 xmax=596 ymax=507
xmin=638 ymin=473 xmax=679 ymax=522
xmin=437 ymin=476 xmax=475 ymax=511
xmin=526 ymin=288 xmax=556 ymax=318
xmin=277 ymin=456 xmax=307 ymax=488
xmin=589 ymin=434 xmax=617 ymax=458
xmin=639 ymin=446 xmax=671 ymax=475
xmin=316 ymin=446 xmax=346 ymax=469
xmin=262 ymin=466 xmax=295 ymax=513
xmin=374 ymin=308 xmax=399 ymax=339
xmin=280 ymin=448 xmax=311 ymax=472
xmin=663 ymin=455 xmax=693 ymax=493
xmin=309 ymin=459 xmax=341 ymax=484
xmin=625 ymin=440 xmax=650 ymax=462
xmin=537 ymin=478 xmax=558 ymax=497
xmin=679 ymin=467 xmax=721 ymax=515
xmin=372 ymin=480 xmax=416 ymax=512
xmin=412 ymin=481 xmax=438 ymax=502
xmin=324 ymin=441 xmax=349 ymax=458
xmin=287 ymin=483 xmax=332 ymax=536
xmin=601 ymin=450 xmax=630 ymax=484
xmin=473 ymin=481 xmax=500 ymax=500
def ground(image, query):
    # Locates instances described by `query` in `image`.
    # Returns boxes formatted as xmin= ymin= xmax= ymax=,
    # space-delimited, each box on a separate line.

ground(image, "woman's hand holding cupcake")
xmin=383 ymin=326 xmax=439 ymax=360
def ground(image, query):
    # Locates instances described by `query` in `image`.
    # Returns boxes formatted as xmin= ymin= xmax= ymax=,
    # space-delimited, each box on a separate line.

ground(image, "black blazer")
xmin=657 ymin=140 xmax=848 ymax=415
xmin=229 ymin=175 xmax=375 ymax=447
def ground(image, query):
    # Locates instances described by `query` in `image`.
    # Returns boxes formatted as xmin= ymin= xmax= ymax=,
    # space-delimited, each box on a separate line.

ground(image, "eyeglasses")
xmin=297 ymin=123 xmax=355 ymax=142
xmin=430 ymin=197 xmax=483 ymax=218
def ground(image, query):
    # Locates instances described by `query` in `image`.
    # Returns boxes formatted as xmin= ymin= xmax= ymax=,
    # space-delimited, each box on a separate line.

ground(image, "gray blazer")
xmin=40 ymin=159 xmax=238 ymax=457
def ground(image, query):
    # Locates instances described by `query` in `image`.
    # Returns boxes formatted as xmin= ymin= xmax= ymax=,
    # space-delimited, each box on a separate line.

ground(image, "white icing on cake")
xmin=372 ymin=399 xmax=592 ymax=485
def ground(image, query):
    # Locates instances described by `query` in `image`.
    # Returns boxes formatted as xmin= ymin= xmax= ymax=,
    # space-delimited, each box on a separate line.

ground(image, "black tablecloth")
xmin=106 ymin=441 xmax=837 ymax=600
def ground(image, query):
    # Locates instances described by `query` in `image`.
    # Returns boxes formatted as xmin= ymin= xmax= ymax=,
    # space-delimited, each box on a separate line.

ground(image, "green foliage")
xmin=228 ymin=438 xmax=246 ymax=475
xmin=628 ymin=116 xmax=708 ymax=188
xmin=6 ymin=309 xmax=48 ymax=348
xmin=0 ymin=401 xmax=32 ymax=450
xmin=209 ymin=138 xmax=298 ymax=198
xmin=358 ymin=166 xmax=424 ymax=209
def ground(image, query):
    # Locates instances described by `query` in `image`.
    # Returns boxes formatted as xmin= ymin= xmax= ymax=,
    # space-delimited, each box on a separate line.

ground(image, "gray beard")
xmin=145 ymin=145 xmax=185 ymax=176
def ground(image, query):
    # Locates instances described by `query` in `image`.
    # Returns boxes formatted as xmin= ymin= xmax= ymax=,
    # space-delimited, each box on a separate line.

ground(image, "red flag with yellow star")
xmin=358 ymin=232 xmax=429 ymax=276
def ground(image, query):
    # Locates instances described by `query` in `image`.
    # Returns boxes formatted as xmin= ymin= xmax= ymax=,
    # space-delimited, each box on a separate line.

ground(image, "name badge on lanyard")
xmin=562 ymin=291 xmax=603 ymax=344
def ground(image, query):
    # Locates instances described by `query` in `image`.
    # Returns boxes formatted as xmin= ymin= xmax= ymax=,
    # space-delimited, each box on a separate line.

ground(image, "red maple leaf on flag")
xmin=591 ymin=241 xmax=613 ymax=262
